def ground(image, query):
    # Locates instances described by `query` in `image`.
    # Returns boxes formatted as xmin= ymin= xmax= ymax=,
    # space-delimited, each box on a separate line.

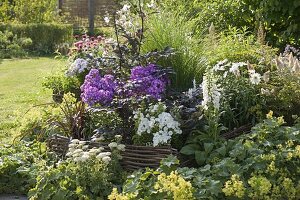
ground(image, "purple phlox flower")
xmin=81 ymin=69 xmax=117 ymax=106
xmin=129 ymin=64 xmax=168 ymax=99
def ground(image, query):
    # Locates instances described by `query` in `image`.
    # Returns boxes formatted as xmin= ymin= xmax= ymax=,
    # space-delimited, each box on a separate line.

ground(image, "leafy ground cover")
xmin=1 ymin=0 xmax=300 ymax=199
xmin=0 ymin=57 xmax=66 ymax=143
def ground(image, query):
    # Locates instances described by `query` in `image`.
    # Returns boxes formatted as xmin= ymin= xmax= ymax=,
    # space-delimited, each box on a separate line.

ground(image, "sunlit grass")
xmin=0 ymin=57 xmax=66 ymax=143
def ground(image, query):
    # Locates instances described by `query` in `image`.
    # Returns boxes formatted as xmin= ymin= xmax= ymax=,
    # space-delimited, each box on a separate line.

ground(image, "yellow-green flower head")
xmin=266 ymin=110 xmax=273 ymax=119
xmin=248 ymin=175 xmax=272 ymax=198
xmin=222 ymin=174 xmax=245 ymax=198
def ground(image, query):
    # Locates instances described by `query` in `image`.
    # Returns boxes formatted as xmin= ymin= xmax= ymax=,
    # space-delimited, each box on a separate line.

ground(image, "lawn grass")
xmin=0 ymin=57 xmax=66 ymax=143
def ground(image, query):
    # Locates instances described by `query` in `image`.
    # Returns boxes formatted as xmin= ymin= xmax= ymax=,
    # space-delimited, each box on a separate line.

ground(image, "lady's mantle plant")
xmin=29 ymin=136 xmax=125 ymax=200
xmin=133 ymin=102 xmax=182 ymax=146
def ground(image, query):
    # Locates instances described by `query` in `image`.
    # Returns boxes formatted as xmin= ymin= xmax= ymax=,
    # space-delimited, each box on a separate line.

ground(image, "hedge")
xmin=0 ymin=23 xmax=73 ymax=54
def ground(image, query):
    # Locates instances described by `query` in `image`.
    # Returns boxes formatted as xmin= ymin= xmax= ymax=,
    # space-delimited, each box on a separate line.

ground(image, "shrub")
xmin=260 ymin=52 xmax=300 ymax=125
xmin=161 ymin=0 xmax=300 ymax=48
xmin=0 ymin=30 xmax=32 ymax=58
xmin=42 ymin=72 xmax=81 ymax=103
xmin=202 ymin=27 xmax=277 ymax=66
xmin=0 ymin=23 xmax=73 ymax=54
xmin=0 ymin=0 xmax=59 ymax=23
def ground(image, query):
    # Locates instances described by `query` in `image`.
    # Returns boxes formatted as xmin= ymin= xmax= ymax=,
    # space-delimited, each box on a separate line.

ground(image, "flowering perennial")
xmin=81 ymin=69 xmax=117 ymax=106
xmin=134 ymin=103 xmax=182 ymax=146
xmin=66 ymin=58 xmax=89 ymax=76
xmin=130 ymin=64 xmax=168 ymax=99
xmin=66 ymin=139 xmax=111 ymax=164
xmin=201 ymin=71 xmax=222 ymax=110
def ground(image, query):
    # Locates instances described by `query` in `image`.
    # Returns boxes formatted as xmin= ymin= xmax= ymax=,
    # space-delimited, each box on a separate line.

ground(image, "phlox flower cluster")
xmin=130 ymin=64 xmax=169 ymax=99
xmin=66 ymin=139 xmax=111 ymax=164
xmin=66 ymin=58 xmax=89 ymax=76
xmin=80 ymin=69 xmax=117 ymax=106
xmin=134 ymin=103 xmax=182 ymax=147
xmin=80 ymin=64 xmax=169 ymax=106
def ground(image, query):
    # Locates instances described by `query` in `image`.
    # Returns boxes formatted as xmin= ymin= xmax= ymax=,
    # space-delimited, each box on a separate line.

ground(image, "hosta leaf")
xmin=195 ymin=151 xmax=206 ymax=166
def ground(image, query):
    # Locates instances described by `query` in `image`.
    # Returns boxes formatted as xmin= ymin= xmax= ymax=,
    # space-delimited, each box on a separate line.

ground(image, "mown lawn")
xmin=0 ymin=57 xmax=66 ymax=143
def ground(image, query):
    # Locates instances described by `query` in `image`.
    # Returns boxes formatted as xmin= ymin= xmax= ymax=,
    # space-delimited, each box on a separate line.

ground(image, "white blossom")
xmin=249 ymin=72 xmax=262 ymax=85
xmin=153 ymin=131 xmax=172 ymax=147
xmin=66 ymin=58 xmax=88 ymax=76
xmin=71 ymin=139 xmax=80 ymax=144
xmin=134 ymin=103 xmax=182 ymax=146
xmin=102 ymin=156 xmax=111 ymax=164
xmin=108 ymin=142 xmax=118 ymax=149
xmin=117 ymin=144 xmax=126 ymax=151
xmin=213 ymin=59 xmax=228 ymax=71
xmin=201 ymin=73 xmax=222 ymax=110
xmin=104 ymin=16 xmax=110 ymax=24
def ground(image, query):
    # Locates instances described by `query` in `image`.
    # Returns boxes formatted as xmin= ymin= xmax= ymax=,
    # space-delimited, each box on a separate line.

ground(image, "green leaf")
xmin=195 ymin=151 xmax=206 ymax=166
xmin=180 ymin=144 xmax=200 ymax=155
xmin=160 ymin=155 xmax=179 ymax=167
xmin=204 ymin=143 xmax=214 ymax=154
xmin=216 ymin=145 xmax=226 ymax=156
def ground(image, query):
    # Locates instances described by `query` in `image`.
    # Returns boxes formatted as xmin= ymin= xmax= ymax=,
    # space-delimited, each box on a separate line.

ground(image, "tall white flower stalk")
xmin=201 ymin=70 xmax=222 ymax=111
xmin=201 ymin=68 xmax=223 ymax=141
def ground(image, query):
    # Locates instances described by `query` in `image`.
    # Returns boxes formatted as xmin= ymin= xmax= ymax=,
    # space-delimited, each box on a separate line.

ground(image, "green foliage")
xmin=42 ymin=72 xmax=81 ymax=103
xmin=0 ymin=30 xmax=32 ymax=58
xmin=202 ymin=27 xmax=276 ymax=66
xmin=260 ymin=54 xmax=300 ymax=124
xmin=0 ymin=23 xmax=73 ymax=54
xmin=179 ymin=114 xmax=300 ymax=199
xmin=28 ymin=152 xmax=123 ymax=200
xmin=0 ymin=141 xmax=49 ymax=194
xmin=142 ymin=10 xmax=205 ymax=90
xmin=161 ymin=0 xmax=300 ymax=48
xmin=17 ymin=106 xmax=62 ymax=142
xmin=0 ymin=0 xmax=60 ymax=23
xmin=90 ymin=109 xmax=123 ymax=141
xmin=108 ymin=156 xmax=195 ymax=200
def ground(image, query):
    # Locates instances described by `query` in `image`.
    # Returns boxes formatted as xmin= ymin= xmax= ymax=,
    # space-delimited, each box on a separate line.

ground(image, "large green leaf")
xmin=195 ymin=151 xmax=207 ymax=166
xmin=180 ymin=144 xmax=201 ymax=155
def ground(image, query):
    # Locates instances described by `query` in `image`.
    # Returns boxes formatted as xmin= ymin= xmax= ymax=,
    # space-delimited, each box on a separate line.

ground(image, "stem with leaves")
xmin=113 ymin=14 xmax=123 ymax=69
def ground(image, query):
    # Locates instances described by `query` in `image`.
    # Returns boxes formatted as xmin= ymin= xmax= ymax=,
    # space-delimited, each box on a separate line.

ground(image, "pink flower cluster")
xmin=73 ymin=34 xmax=105 ymax=52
